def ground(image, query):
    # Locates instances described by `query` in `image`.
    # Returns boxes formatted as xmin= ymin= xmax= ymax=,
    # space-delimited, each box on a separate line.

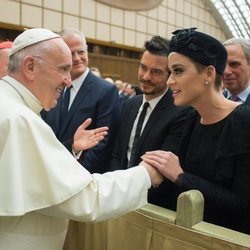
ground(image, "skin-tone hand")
xmin=72 ymin=118 xmax=108 ymax=154
xmin=141 ymin=150 xmax=184 ymax=183
xmin=139 ymin=161 xmax=164 ymax=187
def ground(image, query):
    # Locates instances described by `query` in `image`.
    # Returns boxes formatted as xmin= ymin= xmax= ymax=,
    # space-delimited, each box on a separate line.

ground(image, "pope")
xmin=0 ymin=28 xmax=163 ymax=250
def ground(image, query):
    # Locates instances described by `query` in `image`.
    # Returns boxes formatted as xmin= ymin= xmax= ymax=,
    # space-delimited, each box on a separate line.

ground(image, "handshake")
xmin=141 ymin=160 xmax=163 ymax=187
xmin=140 ymin=150 xmax=184 ymax=187
xmin=72 ymin=120 xmax=184 ymax=188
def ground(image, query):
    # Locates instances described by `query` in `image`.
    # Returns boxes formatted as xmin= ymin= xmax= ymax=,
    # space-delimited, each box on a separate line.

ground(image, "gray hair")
xmin=58 ymin=28 xmax=86 ymax=43
xmin=223 ymin=38 xmax=250 ymax=64
xmin=8 ymin=40 xmax=52 ymax=73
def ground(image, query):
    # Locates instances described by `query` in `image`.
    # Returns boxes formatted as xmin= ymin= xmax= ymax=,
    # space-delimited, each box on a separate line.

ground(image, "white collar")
xmin=142 ymin=87 xmax=168 ymax=110
xmin=71 ymin=67 xmax=90 ymax=92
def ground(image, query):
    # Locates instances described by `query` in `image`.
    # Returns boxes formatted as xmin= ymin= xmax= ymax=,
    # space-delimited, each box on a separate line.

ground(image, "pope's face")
xmin=34 ymin=39 xmax=72 ymax=111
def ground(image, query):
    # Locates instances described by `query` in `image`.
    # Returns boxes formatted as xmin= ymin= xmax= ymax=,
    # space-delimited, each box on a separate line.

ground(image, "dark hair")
xmin=193 ymin=60 xmax=223 ymax=90
xmin=144 ymin=36 xmax=169 ymax=57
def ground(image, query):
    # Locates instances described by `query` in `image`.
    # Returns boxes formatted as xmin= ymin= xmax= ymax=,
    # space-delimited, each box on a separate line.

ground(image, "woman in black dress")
xmin=142 ymin=28 xmax=250 ymax=234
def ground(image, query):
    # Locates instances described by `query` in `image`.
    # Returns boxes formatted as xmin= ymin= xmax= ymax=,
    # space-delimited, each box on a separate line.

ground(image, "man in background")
xmin=90 ymin=66 xmax=102 ymax=77
xmin=0 ymin=41 xmax=12 ymax=78
xmin=42 ymin=28 xmax=120 ymax=173
xmin=115 ymin=79 xmax=129 ymax=107
xmin=125 ymin=82 xmax=137 ymax=98
xmin=223 ymin=38 xmax=250 ymax=103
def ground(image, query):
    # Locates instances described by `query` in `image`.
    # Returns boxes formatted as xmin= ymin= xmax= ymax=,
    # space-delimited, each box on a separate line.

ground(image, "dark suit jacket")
xmin=246 ymin=95 xmax=250 ymax=104
xmin=42 ymin=71 xmax=120 ymax=173
xmin=109 ymin=89 xmax=191 ymax=207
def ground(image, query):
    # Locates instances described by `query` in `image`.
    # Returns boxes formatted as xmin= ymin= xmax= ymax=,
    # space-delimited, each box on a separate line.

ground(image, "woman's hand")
xmin=141 ymin=150 xmax=183 ymax=183
xmin=72 ymin=118 xmax=108 ymax=153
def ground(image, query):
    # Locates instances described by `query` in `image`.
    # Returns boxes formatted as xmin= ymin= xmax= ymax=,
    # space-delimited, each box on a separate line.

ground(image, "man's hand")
xmin=140 ymin=161 xmax=164 ymax=187
xmin=72 ymin=118 xmax=108 ymax=153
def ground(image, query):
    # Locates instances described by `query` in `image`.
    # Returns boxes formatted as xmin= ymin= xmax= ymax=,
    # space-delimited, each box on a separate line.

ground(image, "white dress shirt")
xmin=225 ymin=85 xmax=250 ymax=103
xmin=68 ymin=67 xmax=89 ymax=109
xmin=127 ymin=89 xmax=168 ymax=162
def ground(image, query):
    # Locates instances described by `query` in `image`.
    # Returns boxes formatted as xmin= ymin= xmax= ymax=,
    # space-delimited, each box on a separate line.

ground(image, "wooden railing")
xmin=63 ymin=190 xmax=250 ymax=250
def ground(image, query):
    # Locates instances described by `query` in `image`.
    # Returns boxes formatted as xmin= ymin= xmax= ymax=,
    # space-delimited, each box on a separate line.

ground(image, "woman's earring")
xmin=204 ymin=80 xmax=209 ymax=85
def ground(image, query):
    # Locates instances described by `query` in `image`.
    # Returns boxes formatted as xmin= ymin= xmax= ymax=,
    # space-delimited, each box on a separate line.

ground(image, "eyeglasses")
xmin=71 ymin=47 xmax=88 ymax=58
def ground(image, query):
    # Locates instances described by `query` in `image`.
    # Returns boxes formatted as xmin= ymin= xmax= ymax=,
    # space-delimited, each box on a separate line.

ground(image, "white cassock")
xmin=0 ymin=76 xmax=151 ymax=250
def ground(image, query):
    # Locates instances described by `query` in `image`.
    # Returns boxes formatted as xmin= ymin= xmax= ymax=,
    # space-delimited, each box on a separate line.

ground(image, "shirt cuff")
xmin=137 ymin=165 xmax=152 ymax=189
xmin=72 ymin=149 xmax=83 ymax=160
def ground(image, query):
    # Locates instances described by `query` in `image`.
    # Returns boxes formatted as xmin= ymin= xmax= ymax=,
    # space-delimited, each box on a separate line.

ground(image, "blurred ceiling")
xmin=96 ymin=0 xmax=250 ymax=39
xmin=208 ymin=0 xmax=250 ymax=39
xmin=96 ymin=0 xmax=163 ymax=11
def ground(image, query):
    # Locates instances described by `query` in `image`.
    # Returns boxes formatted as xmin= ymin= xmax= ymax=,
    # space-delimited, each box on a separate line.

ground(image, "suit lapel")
xmin=52 ymin=92 xmax=64 ymax=135
xmin=245 ymin=93 xmax=250 ymax=104
xmin=59 ymin=72 xmax=93 ymax=136
xmin=140 ymin=89 xmax=172 ymax=139
xmin=133 ymin=90 xmax=174 ymax=158
xmin=122 ymin=97 xmax=142 ymax=152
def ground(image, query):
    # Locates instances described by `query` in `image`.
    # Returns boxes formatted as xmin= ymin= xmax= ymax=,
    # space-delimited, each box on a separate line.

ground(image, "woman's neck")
xmin=193 ymin=94 xmax=240 ymax=125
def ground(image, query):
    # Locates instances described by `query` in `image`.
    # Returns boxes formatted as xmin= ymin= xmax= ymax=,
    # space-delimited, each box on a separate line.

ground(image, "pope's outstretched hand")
xmin=72 ymin=118 xmax=108 ymax=153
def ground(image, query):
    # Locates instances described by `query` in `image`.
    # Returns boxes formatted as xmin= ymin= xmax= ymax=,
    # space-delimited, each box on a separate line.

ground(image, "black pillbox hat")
xmin=169 ymin=28 xmax=227 ymax=75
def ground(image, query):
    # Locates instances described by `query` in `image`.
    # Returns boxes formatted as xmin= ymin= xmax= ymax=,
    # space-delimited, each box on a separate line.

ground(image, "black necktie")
xmin=128 ymin=102 xmax=149 ymax=168
xmin=60 ymin=86 xmax=72 ymax=124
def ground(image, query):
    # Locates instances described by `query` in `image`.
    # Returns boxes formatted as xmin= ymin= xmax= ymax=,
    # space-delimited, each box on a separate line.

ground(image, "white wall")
xmin=0 ymin=0 xmax=227 ymax=48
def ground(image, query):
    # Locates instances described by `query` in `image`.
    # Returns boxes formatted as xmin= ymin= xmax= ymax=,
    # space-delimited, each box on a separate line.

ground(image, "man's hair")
xmin=58 ymin=28 xmax=86 ymax=43
xmin=223 ymin=38 xmax=250 ymax=64
xmin=8 ymin=40 xmax=51 ymax=73
xmin=144 ymin=36 xmax=169 ymax=56
xmin=126 ymin=83 xmax=136 ymax=90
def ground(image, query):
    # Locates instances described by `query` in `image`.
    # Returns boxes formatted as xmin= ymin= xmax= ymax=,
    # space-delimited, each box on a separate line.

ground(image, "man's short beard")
xmin=141 ymin=89 xmax=155 ymax=95
xmin=141 ymin=85 xmax=167 ymax=96
xmin=143 ymin=91 xmax=153 ymax=95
